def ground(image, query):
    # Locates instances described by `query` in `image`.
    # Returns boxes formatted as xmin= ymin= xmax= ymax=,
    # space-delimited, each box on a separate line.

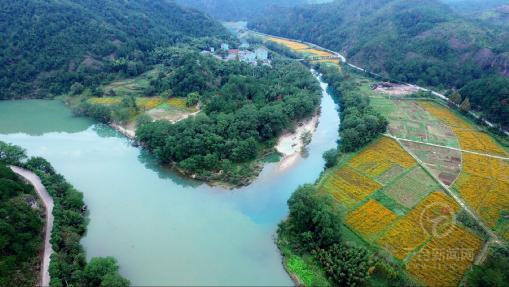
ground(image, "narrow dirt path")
xmin=394 ymin=136 xmax=509 ymax=161
xmin=10 ymin=166 xmax=54 ymax=287
xmin=386 ymin=135 xmax=502 ymax=245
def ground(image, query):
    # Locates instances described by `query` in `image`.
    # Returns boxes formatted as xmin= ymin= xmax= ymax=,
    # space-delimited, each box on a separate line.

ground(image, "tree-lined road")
xmin=10 ymin=166 xmax=54 ymax=287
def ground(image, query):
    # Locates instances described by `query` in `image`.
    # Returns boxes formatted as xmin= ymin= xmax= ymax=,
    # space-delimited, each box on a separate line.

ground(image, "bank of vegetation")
xmin=0 ymin=141 xmax=130 ymax=287
xmin=135 ymin=50 xmax=321 ymax=186
xmin=0 ymin=161 xmax=43 ymax=287
xmin=275 ymin=65 xmax=407 ymax=286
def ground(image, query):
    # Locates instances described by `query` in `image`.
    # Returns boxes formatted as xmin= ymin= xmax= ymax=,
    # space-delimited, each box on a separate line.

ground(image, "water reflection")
xmin=0 ymin=100 xmax=92 ymax=135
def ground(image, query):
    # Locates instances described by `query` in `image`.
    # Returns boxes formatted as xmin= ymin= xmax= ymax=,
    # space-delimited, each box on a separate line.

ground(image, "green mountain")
xmin=474 ymin=4 xmax=509 ymax=27
xmin=440 ymin=0 xmax=509 ymax=13
xmin=250 ymin=0 xmax=509 ymax=89
xmin=0 ymin=0 xmax=229 ymax=99
xmin=175 ymin=0 xmax=320 ymax=21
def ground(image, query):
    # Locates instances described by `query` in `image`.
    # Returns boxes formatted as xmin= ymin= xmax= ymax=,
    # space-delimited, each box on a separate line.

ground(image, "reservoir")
xmin=0 ymin=75 xmax=339 ymax=286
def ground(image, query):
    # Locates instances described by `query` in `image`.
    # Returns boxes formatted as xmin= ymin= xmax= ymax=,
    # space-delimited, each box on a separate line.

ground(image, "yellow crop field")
xmin=418 ymin=102 xmax=470 ymax=129
xmin=300 ymin=48 xmax=333 ymax=57
xmin=319 ymin=166 xmax=382 ymax=208
xmin=88 ymin=97 xmax=121 ymax=105
xmin=377 ymin=192 xmax=459 ymax=260
xmin=136 ymin=97 xmax=163 ymax=110
xmin=407 ymin=225 xmax=482 ymax=287
xmin=419 ymin=102 xmax=508 ymax=156
xmin=349 ymin=137 xmax=416 ymax=177
xmin=455 ymin=130 xmax=508 ymax=156
xmin=167 ymin=97 xmax=188 ymax=109
xmin=462 ymin=153 xmax=492 ymax=177
xmin=266 ymin=37 xmax=310 ymax=51
xmin=455 ymin=174 xmax=491 ymax=212
xmin=457 ymin=153 xmax=509 ymax=227
xmin=346 ymin=200 xmax=398 ymax=237
xmin=310 ymin=59 xmax=340 ymax=64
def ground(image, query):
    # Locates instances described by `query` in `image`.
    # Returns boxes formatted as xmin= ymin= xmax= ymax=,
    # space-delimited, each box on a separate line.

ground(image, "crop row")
xmin=349 ymin=137 xmax=416 ymax=178
xmin=346 ymin=199 xmax=398 ymax=237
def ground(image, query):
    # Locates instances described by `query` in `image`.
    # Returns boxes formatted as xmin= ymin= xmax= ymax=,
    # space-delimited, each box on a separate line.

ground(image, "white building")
xmin=221 ymin=43 xmax=229 ymax=51
xmin=255 ymin=47 xmax=268 ymax=60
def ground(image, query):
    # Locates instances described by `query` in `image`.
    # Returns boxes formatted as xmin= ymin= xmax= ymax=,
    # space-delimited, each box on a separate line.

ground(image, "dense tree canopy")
xmin=466 ymin=246 xmax=509 ymax=286
xmin=460 ymin=76 xmax=509 ymax=128
xmin=0 ymin=164 xmax=43 ymax=287
xmin=319 ymin=64 xmax=388 ymax=152
xmin=250 ymin=0 xmax=509 ymax=91
xmin=0 ymin=0 xmax=230 ymax=99
xmin=136 ymin=52 xmax=321 ymax=185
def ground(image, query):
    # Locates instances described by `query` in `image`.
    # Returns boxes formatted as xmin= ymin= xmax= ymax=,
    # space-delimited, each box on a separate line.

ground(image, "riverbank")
xmin=276 ymin=110 xmax=320 ymax=171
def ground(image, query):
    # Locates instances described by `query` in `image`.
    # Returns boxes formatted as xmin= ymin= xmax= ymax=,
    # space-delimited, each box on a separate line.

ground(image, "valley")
xmin=1 ymin=0 xmax=509 ymax=286
xmin=260 ymin=31 xmax=509 ymax=286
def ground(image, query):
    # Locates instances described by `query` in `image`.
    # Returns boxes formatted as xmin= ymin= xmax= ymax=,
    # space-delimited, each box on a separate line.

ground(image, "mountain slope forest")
xmin=440 ymin=0 xmax=509 ymax=14
xmin=0 ymin=0 xmax=230 ymax=100
xmin=175 ymin=0 xmax=333 ymax=21
xmin=250 ymin=0 xmax=509 ymax=127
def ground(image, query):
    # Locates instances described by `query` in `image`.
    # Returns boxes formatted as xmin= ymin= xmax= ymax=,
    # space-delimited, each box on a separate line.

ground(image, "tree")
xmin=70 ymin=82 xmax=84 ymax=95
xmin=450 ymin=91 xmax=462 ymax=105
xmin=460 ymin=97 xmax=471 ymax=112
xmin=315 ymin=244 xmax=370 ymax=286
xmin=83 ymin=257 xmax=129 ymax=287
xmin=323 ymin=149 xmax=338 ymax=168
xmin=186 ymin=92 xmax=200 ymax=107
xmin=0 ymin=141 xmax=27 ymax=165
xmin=301 ymin=131 xmax=312 ymax=147
xmin=101 ymin=273 xmax=130 ymax=287
xmin=466 ymin=246 xmax=509 ymax=286
xmin=287 ymin=185 xmax=342 ymax=250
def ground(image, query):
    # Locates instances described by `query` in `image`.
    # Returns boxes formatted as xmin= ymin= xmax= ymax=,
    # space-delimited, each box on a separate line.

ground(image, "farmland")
xmin=258 ymin=35 xmax=505 ymax=286
xmin=419 ymin=101 xmax=508 ymax=156
xmin=316 ymin=133 xmax=484 ymax=285
xmin=264 ymin=36 xmax=335 ymax=59
xmin=369 ymin=96 xmax=459 ymax=148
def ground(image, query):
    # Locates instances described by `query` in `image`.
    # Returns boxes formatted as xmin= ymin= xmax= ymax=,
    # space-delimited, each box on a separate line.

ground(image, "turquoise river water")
xmin=0 ymin=77 xmax=339 ymax=286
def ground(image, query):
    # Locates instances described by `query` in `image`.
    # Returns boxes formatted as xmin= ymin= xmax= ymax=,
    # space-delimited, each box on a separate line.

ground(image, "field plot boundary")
xmin=388 ymin=134 xmax=502 ymax=243
xmin=396 ymin=137 xmax=509 ymax=161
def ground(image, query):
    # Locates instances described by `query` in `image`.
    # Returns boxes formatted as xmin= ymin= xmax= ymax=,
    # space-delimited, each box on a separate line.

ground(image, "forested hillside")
xmin=440 ymin=0 xmax=509 ymax=13
xmin=473 ymin=4 xmax=509 ymax=28
xmin=175 ymin=0 xmax=311 ymax=20
xmin=0 ymin=164 xmax=43 ymax=287
xmin=0 ymin=0 xmax=229 ymax=99
xmin=250 ymin=0 xmax=509 ymax=89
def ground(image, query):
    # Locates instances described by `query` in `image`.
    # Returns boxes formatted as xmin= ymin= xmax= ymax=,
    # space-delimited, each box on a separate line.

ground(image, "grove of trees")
xmin=319 ymin=64 xmax=388 ymax=152
xmin=136 ymin=51 xmax=321 ymax=185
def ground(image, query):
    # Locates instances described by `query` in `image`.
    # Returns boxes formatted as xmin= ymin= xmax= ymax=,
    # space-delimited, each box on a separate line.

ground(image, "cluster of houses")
xmin=201 ymin=43 xmax=270 ymax=66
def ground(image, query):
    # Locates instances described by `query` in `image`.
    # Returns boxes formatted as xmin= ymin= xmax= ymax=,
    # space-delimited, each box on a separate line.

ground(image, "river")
xmin=0 ymin=76 xmax=339 ymax=286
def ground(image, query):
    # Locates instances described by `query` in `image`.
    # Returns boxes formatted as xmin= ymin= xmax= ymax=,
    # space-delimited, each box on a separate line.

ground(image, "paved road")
xmin=10 ymin=166 xmax=54 ymax=287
